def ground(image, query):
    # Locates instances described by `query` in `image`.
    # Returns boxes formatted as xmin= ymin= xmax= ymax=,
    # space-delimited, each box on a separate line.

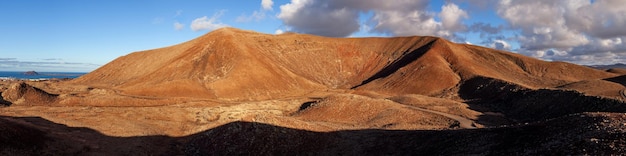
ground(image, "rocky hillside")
xmin=73 ymin=28 xmax=616 ymax=101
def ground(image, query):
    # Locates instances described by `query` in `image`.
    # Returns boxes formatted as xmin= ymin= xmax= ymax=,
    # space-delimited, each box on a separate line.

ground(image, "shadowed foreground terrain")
xmin=2 ymin=28 xmax=626 ymax=154
xmin=1 ymin=112 xmax=625 ymax=155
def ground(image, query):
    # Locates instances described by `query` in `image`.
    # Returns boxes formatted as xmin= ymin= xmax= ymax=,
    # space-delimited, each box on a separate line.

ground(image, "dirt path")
xmin=406 ymin=106 xmax=477 ymax=129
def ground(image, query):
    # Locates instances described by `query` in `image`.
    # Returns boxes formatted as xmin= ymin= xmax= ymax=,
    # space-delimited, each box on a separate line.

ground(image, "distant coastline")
xmin=0 ymin=71 xmax=86 ymax=81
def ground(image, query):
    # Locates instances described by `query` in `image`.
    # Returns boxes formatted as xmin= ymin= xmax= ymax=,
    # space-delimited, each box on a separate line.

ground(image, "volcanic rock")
xmin=1 ymin=82 xmax=57 ymax=105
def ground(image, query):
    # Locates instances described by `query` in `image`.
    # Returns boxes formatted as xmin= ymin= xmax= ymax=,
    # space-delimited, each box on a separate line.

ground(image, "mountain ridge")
xmin=72 ymin=27 xmax=617 ymax=101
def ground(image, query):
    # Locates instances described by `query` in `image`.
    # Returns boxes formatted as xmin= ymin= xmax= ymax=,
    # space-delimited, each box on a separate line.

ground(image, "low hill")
xmin=1 ymin=82 xmax=57 ymax=106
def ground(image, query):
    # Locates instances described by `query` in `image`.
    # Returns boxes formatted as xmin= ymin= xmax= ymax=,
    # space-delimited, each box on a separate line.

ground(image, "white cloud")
xmin=440 ymin=3 xmax=469 ymax=31
xmin=278 ymin=0 xmax=311 ymax=20
xmin=277 ymin=0 xmax=469 ymax=38
xmin=497 ymin=0 xmax=590 ymax=51
xmin=278 ymin=0 xmax=360 ymax=37
xmin=190 ymin=10 xmax=229 ymax=31
xmin=370 ymin=10 xmax=443 ymax=37
xmin=275 ymin=29 xmax=284 ymax=34
xmin=262 ymin=0 xmax=274 ymax=11
xmin=599 ymin=38 xmax=623 ymax=48
xmin=275 ymin=0 xmax=626 ymax=65
xmin=572 ymin=0 xmax=626 ymax=39
xmin=174 ymin=21 xmax=184 ymax=31
xmin=496 ymin=0 xmax=626 ymax=64
xmin=490 ymin=40 xmax=511 ymax=50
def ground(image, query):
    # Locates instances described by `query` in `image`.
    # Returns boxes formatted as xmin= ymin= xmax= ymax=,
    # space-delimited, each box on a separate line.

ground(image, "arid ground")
xmin=2 ymin=28 xmax=626 ymax=155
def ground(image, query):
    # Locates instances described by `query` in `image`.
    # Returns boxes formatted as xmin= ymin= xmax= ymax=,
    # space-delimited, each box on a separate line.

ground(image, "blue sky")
xmin=1 ymin=0 xmax=625 ymax=72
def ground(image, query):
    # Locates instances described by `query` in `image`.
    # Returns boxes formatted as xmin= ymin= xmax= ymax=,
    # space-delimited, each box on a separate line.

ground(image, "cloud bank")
xmin=497 ymin=0 xmax=626 ymax=64
xmin=276 ymin=0 xmax=626 ymax=65
xmin=0 ymin=58 xmax=100 ymax=72
xmin=277 ymin=0 xmax=468 ymax=39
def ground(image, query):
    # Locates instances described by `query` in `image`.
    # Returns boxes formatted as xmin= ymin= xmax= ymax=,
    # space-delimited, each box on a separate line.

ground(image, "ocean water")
xmin=0 ymin=71 xmax=86 ymax=80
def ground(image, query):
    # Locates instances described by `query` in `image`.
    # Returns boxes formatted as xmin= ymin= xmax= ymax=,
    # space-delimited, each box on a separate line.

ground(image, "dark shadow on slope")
xmin=24 ymin=84 xmax=59 ymax=104
xmin=0 ymin=94 xmax=11 ymax=106
xmin=298 ymin=101 xmax=318 ymax=111
xmin=459 ymin=76 xmax=626 ymax=125
xmin=187 ymin=114 xmax=626 ymax=155
xmin=3 ymin=114 xmax=625 ymax=155
xmin=605 ymin=75 xmax=626 ymax=87
xmin=351 ymin=40 xmax=437 ymax=89
xmin=0 ymin=116 xmax=184 ymax=155
xmin=0 ymin=117 xmax=47 ymax=153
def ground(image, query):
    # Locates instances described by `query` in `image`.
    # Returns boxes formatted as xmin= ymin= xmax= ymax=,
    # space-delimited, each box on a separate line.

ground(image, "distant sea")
xmin=0 ymin=71 xmax=86 ymax=80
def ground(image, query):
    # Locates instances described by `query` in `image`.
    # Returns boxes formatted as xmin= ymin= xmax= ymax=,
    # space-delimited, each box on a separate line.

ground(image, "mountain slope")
xmin=72 ymin=27 xmax=617 ymax=101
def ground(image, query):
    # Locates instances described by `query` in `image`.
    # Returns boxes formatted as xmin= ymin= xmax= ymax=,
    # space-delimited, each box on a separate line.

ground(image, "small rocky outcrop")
xmin=22 ymin=71 xmax=39 ymax=76
xmin=1 ymin=82 xmax=57 ymax=105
